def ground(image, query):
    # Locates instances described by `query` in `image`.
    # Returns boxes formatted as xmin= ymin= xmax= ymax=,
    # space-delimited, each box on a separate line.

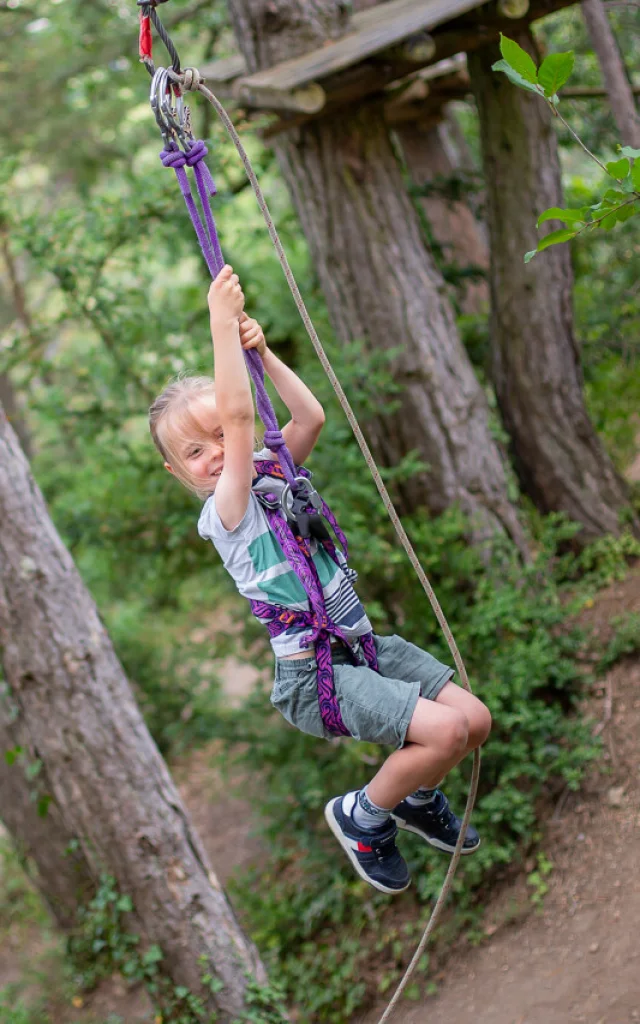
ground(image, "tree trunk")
xmin=228 ymin=0 xmax=525 ymax=552
xmin=468 ymin=30 xmax=636 ymax=541
xmin=581 ymin=0 xmax=640 ymax=148
xmin=394 ymin=109 xmax=490 ymax=315
xmin=0 ymin=683 xmax=94 ymax=929
xmin=0 ymin=406 xmax=268 ymax=1022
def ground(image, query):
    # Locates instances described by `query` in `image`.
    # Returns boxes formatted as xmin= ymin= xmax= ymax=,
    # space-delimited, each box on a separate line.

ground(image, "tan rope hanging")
xmin=175 ymin=68 xmax=481 ymax=1024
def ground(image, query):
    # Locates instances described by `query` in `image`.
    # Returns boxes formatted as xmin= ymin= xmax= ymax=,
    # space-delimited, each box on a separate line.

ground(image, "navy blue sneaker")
xmin=392 ymin=790 xmax=480 ymax=855
xmin=324 ymin=792 xmax=411 ymax=894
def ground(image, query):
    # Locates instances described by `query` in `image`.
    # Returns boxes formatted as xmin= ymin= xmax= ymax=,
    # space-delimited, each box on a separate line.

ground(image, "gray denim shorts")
xmin=270 ymin=633 xmax=453 ymax=748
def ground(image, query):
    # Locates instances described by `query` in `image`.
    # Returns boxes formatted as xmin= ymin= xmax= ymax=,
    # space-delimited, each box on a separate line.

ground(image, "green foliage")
xmin=493 ymin=33 xmax=574 ymax=101
xmin=67 ymin=876 xmax=142 ymax=992
xmin=232 ymin=978 xmax=289 ymax=1024
xmin=576 ymin=530 xmax=640 ymax=587
xmin=0 ymin=835 xmax=50 ymax=933
xmin=66 ymin=876 xmax=287 ymax=1024
xmin=526 ymin=852 xmax=554 ymax=907
xmin=493 ymin=35 xmax=640 ymax=260
xmin=0 ymin=990 xmax=50 ymax=1024
xmin=598 ymin=613 xmax=640 ymax=671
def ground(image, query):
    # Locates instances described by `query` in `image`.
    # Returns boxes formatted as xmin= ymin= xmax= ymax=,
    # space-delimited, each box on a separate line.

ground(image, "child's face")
xmin=163 ymin=393 xmax=225 ymax=492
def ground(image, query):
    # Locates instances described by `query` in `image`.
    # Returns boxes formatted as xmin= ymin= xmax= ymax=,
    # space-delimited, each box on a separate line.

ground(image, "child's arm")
xmin=239 ymin=315 xmax=325 ymax=466
xmin=208 ymin=267 xmax=255 ymax=531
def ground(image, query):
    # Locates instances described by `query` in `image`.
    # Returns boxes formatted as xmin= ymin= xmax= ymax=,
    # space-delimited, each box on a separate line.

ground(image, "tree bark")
xmin=581 ymin=0 xmax=640 ymax=149
xmin=394 ymin=108 xmax=490 ymax=315
xmin=468 ymin=30 xmax=637 ymax=541
xmin=228 ymin=0 xmax=525 ymax=552
xmin=0 ymin=406 xmax=268 ymax=1021
xmin=0 ymin=683 xmax=94 ymax=929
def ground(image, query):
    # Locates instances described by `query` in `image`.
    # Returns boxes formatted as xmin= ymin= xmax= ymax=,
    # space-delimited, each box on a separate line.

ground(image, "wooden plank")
xmin=202 ymin=54 xmax=245 ymax=84
xmin=202 ymin=0 xmax=482 ymax=95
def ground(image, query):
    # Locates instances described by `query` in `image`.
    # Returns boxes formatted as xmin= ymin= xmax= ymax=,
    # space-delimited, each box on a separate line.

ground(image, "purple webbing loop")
xmin=160 ymin=137 xmax=296 ymax=485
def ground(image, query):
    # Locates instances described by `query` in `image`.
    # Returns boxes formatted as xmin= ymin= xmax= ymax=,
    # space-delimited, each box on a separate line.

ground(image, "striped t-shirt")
xmin=197 ymin=464 xmax=371 ymax=657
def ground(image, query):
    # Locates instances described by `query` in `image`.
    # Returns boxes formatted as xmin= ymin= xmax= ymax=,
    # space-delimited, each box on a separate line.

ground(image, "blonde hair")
xmin=149 ymin=375 xmax=219 ymax=499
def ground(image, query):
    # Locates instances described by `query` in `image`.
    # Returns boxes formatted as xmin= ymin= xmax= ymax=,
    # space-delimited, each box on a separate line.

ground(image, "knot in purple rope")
xmin=263 ymin=429 xmax=286 ymax=451
xmin=185 ymin=139 xmax=209 ymax=167
xmin=160 ymin=147 xmax=187 ymax=169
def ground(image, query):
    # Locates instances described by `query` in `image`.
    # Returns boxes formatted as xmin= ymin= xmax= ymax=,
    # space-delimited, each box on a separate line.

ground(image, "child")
xmin=150 ymin=265 xmax=491 ymax=895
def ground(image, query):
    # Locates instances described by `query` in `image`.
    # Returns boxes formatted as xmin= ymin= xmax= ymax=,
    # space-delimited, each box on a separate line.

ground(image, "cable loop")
xmin=181 ymin=67 xmax=202 ymax=91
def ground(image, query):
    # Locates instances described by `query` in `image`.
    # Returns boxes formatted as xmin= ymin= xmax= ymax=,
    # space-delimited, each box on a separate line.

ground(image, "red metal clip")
xmin=139 ymin=11 xmax=152 ymax=61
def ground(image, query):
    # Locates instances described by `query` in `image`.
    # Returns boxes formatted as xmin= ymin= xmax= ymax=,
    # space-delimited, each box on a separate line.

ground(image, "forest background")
xmin=1 ymin=1 xmax=640 ymax=1022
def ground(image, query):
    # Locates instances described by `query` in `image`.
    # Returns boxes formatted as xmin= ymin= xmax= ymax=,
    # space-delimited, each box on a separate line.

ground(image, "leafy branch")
xmin=493 ymin=35 xmax=640 ymax=261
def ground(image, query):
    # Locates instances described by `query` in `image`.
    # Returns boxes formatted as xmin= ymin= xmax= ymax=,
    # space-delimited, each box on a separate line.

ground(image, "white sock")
xmin=405 ymin=785 xmax=440 ymax=807
xmin=351 ymin=787 xmax=392 ymax=830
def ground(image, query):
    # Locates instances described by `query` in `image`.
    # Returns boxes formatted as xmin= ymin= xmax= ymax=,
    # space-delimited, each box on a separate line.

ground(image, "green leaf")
xmin=4 ymin=746 xmax=23 ymax=766
xmin=620 ymin=146 xmax=640 ymax=158
xmin=499 ymin=34 xmax=539 ymax=84
xmin=117 ymin=894 xmax=133 ymax=912
xmin=536 ymin=227 xmax=578 ymax=252
xmin=616 ymin=201 xmax=639 ymax=222
xmin=142 ymin=945 xmax=163 ymax=966
xmin=599 ymin=212 xmax=618 ymax=230
xmin=25 ymin=758 xmax=43 ymax=781
xmin=605 ymin=158 xmax=630 ymax=180
xmin=37 ymin=794 xmax=52 ymax=818
xmin=524 ymin=249 xmax=537 ymax=263
xmin=537 ymin=207 xmax=585 ymax=227
xmin=602 ymin=189 xmax=628 ymax=204
xmin=492 ymin=60 xmax=544 ymax=96
xmin=537 ymin=51 xmax=575 ymax=98
xmin=631 ymin=161 xmax=640 ymax=191
xmin=174 ymin=986 xmax=190 ymax=999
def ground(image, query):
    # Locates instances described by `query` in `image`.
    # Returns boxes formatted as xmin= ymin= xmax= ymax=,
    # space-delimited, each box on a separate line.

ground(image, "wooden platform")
xmin=201 ymin=0 xmax=482 ymax=111
xmin=200 ymin=0 xmax=577 ymax=119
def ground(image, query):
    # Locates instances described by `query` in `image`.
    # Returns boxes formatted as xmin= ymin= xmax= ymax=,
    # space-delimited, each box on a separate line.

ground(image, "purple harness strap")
xmin=251 ymin=462 xmax=379 ymax=737
xmin=162 ymin=141 xmax=379 ymax=735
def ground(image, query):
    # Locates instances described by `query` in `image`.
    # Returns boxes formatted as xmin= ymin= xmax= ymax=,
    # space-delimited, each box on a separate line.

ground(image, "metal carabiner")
xmin=150 ymin=66 xmax=171 ymax=142
xmin=158 ymin=67 xmax=193 ymax=149
xmin=280 ymin=476 xmax=322 ymax=521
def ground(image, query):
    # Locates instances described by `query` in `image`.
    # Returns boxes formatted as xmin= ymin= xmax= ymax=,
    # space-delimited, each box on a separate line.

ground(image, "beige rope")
xmin=173 ymin=69 xmax=481 ymax=1023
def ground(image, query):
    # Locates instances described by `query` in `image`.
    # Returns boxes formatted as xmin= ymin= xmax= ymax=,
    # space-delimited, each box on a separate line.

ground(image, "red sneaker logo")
xmin=357 ymin=841 xmax=373 ymax=853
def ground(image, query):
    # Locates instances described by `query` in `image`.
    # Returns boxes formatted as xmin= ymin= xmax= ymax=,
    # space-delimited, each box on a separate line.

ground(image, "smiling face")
xmin=152 ymin=381 xmax=225 ymax=497
xmin=168 ymin=393 xmax=225 ymax=491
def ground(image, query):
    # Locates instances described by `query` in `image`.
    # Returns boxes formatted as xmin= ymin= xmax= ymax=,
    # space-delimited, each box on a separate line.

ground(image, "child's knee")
xmin=468 ymin=703 xmax=492 ymax=749
xmin=438 ymin=708 xmax=469 ymax=760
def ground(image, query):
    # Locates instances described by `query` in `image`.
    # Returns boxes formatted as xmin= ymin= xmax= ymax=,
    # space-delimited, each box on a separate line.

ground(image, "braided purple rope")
xmin=160 ymin=143 xmax=220 ymax=279
xmin=160 ymin=137 xmax=296 ymax=486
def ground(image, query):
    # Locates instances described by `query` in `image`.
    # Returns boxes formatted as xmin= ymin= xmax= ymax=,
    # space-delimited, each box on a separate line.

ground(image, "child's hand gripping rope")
xmin=239 ymin=314 xmax=267 ymax=358
xmin=207 ymin=264 xmax=244 ymax=330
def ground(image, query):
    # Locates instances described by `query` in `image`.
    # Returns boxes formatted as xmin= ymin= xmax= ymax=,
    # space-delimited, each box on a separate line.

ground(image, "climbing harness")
xmin=251 ymin=459 xmax=380 ymax=737
xmin=135 ymin=7 xmax=481 ymax=1021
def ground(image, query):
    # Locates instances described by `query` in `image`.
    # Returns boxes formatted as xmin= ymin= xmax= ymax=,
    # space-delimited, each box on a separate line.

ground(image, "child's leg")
xmin=434 ymin=681 xmax=492 ymax=757
xmin=383 ymin=686 xmax=490 ymax=855
xmin=324 ymin=698 xmax=475 ymax=894
xmin=366 ymin=698 xmax=469 ymax=809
